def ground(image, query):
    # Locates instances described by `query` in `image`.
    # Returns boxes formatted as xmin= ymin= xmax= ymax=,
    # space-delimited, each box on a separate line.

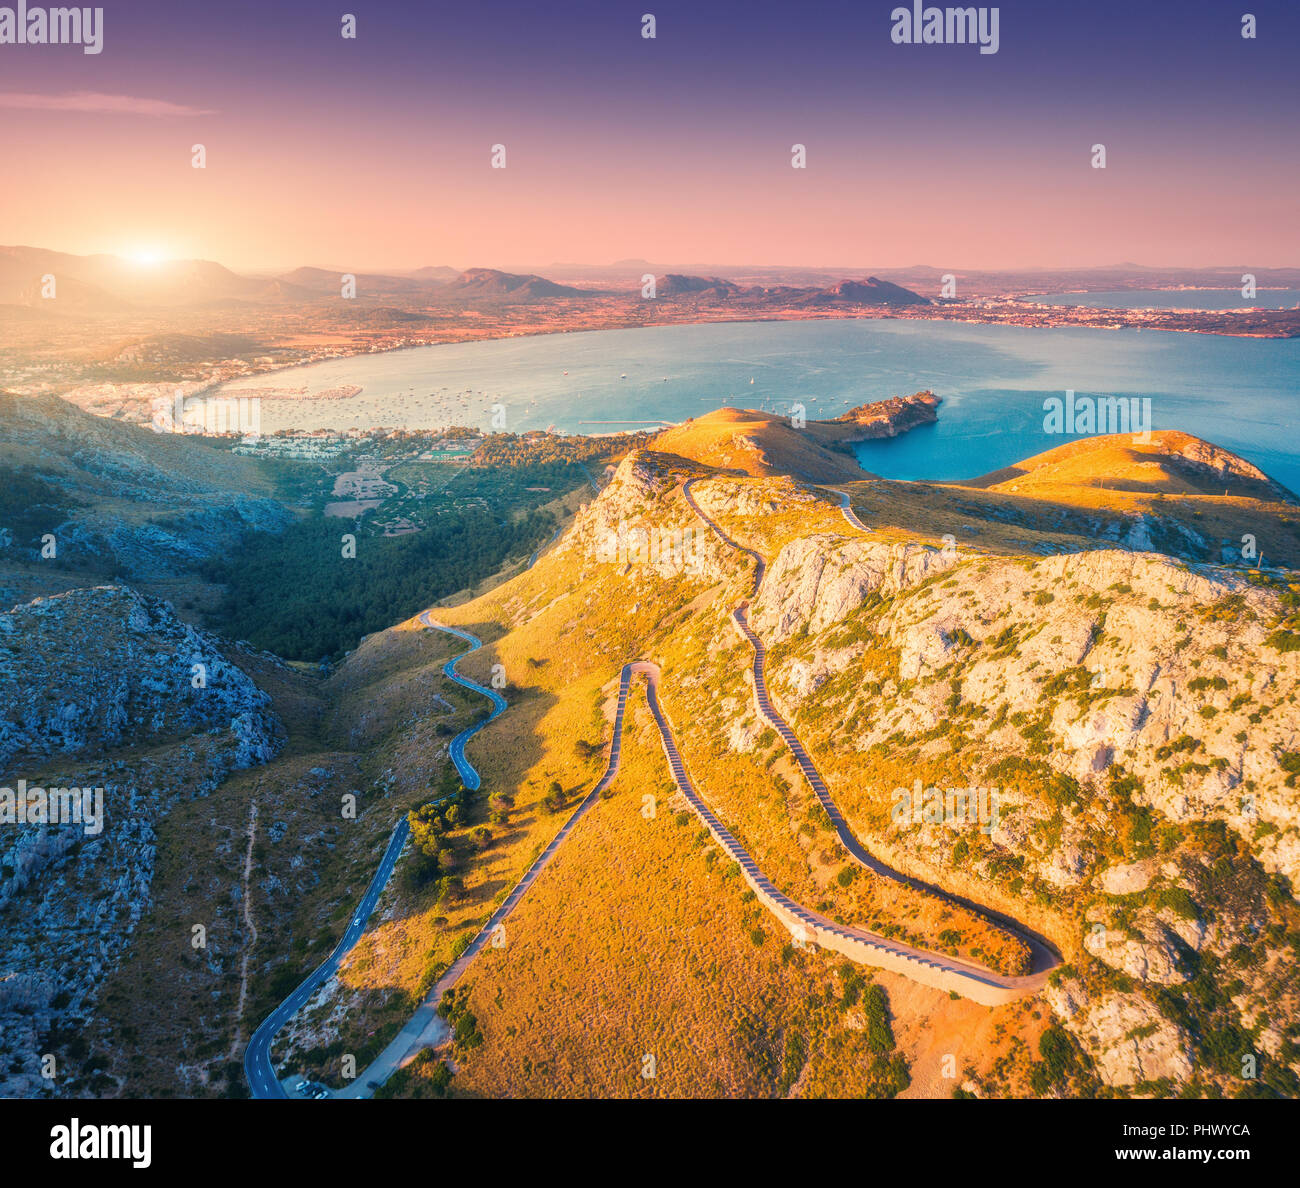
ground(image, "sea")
xmin=214 ymin=315 xmax=1300 ymax=493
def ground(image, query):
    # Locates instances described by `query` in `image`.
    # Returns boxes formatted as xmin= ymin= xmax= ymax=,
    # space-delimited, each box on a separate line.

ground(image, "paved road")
xmin=343 ymin=663 xmax=642 ymax=1095
xmin=244 ymin=613 xmax=512 ymax=1098
xmin=244 ymin=520 xmax=575 ymax=1100
xmin=682 ymin=478 xmax=1059 ymax=988
xmin=244 ymin=819 xmax=412 ymax=1098
xmin=822 ymin=486 xmax=871 ymax=532
xmin=578 ymin=462 xmax=603 ymax=493
xmin=418 ymin=612 xmax=510 ymax=791
xmin=527 ymin=527 xmax=562 ymax=569
xmin=633 ymin=661 xmax=1048 ymax=995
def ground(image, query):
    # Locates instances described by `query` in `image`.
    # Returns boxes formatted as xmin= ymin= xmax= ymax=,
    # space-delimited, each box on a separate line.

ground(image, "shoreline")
xmin=207 ymin=304 xmax=1298 ymax=398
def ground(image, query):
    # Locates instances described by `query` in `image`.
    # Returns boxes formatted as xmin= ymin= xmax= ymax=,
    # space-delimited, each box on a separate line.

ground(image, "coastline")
xmin=7 ymin=294 xmax=1297 ymax=416
xmin=197 ymin=302 xmax=1295 ymax=399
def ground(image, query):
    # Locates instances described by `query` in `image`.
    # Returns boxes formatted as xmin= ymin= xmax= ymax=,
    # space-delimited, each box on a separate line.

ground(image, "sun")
xmin=125 ymin=248 xmax=166 ymax=267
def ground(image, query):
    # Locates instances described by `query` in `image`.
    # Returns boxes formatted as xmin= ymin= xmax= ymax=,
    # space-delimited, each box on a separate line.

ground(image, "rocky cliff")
xmin=0 ymin=585 xmax=281 ymax=1096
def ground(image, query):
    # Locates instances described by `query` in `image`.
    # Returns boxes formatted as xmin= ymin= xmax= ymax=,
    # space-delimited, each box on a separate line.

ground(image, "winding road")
xmin=339 ymin=659 xmax=641 ymax=1094
xmin=247 ymin=472 xmax=1056 ymax=1098
xmin=681 ymin=477 xmax=1058 ymax=989
xmin=244 ymin=612 xmax=510 ymax=1097
xmin=824 ymin=487 xmax=871 ymax=533
xmin=635 ymin=661 xmax=1047 ymax=1003
xmin=527 ymin=527 xmax=562 ymax=569
xmin=418 ymin=612 xmax=510 ymax=790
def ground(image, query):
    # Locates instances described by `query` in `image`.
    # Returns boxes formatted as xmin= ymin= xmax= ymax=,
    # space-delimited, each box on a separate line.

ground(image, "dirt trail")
xmin=226 ymin=797 xmax=259 ymax=1062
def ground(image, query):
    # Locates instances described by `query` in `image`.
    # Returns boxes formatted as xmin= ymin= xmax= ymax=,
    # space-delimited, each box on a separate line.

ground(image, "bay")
xmin=216 ymin=318 xmax=1300 ymax=493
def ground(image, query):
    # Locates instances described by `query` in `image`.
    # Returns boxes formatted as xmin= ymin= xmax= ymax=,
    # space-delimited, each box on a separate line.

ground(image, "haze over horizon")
xmin=11 ymin=243 xmax=1300 ymax=281
xmin=2 ymin=0 xmax=1297 ymax=273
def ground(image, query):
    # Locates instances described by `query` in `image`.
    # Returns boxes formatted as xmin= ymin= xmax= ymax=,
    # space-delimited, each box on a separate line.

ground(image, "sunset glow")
xmin=125 ymin=248 xmax=166 ymax=267
xmin=0 ymin=0 xmax=1295 ymax=272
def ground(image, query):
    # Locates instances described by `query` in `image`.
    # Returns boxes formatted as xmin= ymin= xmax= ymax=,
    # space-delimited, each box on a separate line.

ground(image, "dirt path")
xmin=226 ymin=797 xmax=259 ymax=1062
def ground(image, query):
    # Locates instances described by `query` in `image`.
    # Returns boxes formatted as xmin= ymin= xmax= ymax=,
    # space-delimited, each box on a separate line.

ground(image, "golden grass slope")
xmin=967 ymin=430 xmax=1293 ymax=501
xmin=176 ymin=419 xmax=1298 ymax=1099
xmin=651 ymin=407 xmax=868 ymax=483
xmin=418 ymin=693 xmax=921 ymax=1099
xmin=801 ymin=431 xmax=1300 ymax=568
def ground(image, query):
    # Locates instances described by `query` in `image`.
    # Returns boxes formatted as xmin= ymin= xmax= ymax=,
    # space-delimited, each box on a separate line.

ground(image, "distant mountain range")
xmin=7 ymin=245 xmax=1294 ymax=315
xmin=0 ymin=245 xmax=307 ymax=311
xmin=0 ymin=247 xmax=594 ymax=311
xmin=655 ymin=272 xmax=930 ymax=306
xmin=0 ymin=245 xmax=929 ymax=312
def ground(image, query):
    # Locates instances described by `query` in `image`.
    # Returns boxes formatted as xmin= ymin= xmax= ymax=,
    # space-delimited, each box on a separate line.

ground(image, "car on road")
xmin=294 ymin=1079 xmax=309 ymax=1092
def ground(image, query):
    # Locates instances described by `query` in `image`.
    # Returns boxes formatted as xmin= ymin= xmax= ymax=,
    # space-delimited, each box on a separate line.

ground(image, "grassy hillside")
xmin=333 ymin=427 xmax=1300 ymax=1099
xmin=22 ymin=406 xmax=1297 ymax=1101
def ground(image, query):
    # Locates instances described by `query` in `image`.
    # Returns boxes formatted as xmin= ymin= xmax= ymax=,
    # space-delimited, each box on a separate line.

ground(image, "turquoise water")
xmin=217 ymin=318 xmax=1300 ymax=493
xmin=1024 ymin=289 xmax=1300 ymax=311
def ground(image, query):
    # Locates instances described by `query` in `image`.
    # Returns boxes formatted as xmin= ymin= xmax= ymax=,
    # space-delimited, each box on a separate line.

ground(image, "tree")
xmin=543 ymin=785 xmax=567 ymax=814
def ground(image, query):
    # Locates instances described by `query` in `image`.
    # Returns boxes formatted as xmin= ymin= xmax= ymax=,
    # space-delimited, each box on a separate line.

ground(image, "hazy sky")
xmin=2 ymin=0 xmax=1296 ymax=271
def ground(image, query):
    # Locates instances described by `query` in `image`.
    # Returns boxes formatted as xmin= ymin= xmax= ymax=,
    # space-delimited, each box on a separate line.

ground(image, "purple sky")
xmin=1 ymin=0 xmax=1296 ymax=270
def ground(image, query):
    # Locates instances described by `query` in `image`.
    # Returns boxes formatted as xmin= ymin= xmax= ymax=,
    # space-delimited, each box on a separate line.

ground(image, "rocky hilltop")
xmin=681 ymin=452 xmax=1299 ymax=1095
xmin=0 ymin=586 xmax=278 ymax=771
xmin=809 ymin=390 xmax=941 ymax=445
xmin=476 ymin=434 xmax=1298 ymax=1096
xmin=649 ymin=395 xmax=939 ymax=484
